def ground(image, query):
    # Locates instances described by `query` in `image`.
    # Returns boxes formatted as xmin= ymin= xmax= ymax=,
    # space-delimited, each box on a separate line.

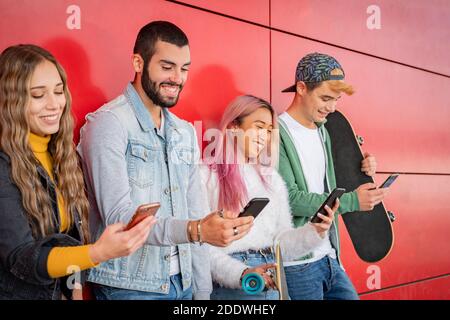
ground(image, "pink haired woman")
xmin=200 ymin=95 xmax=339 ymax=300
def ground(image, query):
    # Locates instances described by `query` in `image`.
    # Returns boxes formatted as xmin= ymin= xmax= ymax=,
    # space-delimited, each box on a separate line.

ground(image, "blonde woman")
xmin=0 ymin=44 xmax=156 ymax=300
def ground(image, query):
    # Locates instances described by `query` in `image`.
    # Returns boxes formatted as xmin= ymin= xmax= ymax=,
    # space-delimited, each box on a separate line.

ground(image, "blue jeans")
xmin=91 ymin=273 xmax=192 ymax=300
xmin=211 ymin=250 xmax=279 ymax=300
xmin=285 ymin=255 xmax=359 ymax=300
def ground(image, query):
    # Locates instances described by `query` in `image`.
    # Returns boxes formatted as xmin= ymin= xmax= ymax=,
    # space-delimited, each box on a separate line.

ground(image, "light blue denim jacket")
xmin=77 ymin=83 xmax=212 ymax=299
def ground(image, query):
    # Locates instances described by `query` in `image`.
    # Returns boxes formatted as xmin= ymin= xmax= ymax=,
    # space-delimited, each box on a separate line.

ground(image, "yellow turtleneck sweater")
xmin=29 ymin=133 xmax=97 ymax=278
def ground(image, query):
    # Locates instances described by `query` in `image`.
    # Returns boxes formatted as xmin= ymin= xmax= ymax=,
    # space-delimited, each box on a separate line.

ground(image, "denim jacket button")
xmin=161 ymin=284 xmax=169 ymax=291
xmin=164 ymin=188 xmax=170 ymax=195
xmin=164 ymin=254 xmax=170 ymax=261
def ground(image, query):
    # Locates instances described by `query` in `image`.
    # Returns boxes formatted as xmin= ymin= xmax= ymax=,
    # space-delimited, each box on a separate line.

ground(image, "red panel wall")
xmin=339 ymin=174 xmax=450 ymax=294
xmin=271 ymin=0 xmax=450 ymax=76
xmin=1 ymin=0 xmax=449 ymax=299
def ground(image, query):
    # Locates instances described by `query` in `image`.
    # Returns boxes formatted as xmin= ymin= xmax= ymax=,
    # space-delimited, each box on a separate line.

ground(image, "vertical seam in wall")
xmin=269 ymin=0 xmax=272 ymax=104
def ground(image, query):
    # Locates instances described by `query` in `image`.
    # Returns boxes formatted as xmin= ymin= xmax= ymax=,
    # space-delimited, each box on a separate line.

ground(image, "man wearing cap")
xmin=277 ymin=52 xmax=387 ymax=300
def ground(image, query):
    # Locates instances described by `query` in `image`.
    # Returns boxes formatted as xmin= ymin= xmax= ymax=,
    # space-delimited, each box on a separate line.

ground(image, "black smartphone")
xmin=310 ymin=188 xmax=346 ymax=223
xmin=380 ymin=173 xmax=399 ymax=188
xmin=239 ymin=197 xmax=270 ymax=219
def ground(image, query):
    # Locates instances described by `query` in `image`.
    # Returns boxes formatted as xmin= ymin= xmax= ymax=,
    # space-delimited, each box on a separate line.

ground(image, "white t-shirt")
xmin=279 ymin=112 xmax=336 ymax=264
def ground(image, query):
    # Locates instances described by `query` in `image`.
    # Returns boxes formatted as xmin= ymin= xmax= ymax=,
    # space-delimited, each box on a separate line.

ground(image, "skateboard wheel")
xmin=388 ymin=211 xmax=396 ymax=222
xmin=356 ymin=135 xmax=364 ymax=146
xmin=242 ymin=273 xmax=265 ymax=295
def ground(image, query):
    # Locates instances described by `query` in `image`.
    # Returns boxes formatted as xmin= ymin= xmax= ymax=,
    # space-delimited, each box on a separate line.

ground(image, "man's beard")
xmin=141 ymin=68 xmax=182 ymax=108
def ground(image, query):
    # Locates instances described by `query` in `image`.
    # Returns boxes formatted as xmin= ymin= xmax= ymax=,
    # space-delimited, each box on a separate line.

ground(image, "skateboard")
xmin=241 ymin=243 xmax=289 ymax=300
xmin=324 ymin=110 xmax=395 ymax=263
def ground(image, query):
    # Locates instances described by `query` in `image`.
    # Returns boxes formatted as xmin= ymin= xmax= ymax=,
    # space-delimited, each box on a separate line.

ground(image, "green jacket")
xmin=277 ymin=117 xmax=360 ymax=262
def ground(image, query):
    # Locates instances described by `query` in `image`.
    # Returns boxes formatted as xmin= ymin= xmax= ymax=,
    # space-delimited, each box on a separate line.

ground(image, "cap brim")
xmin=281 ymin=84 xmax=296 ymax=93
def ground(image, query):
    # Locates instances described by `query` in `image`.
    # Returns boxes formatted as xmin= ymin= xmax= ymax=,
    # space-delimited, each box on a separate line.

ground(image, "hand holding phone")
xmin=125 ymin=202 xmax=160 ymax=231
xmin=310 ymin=188 xmax=346 ymax=223
xmin=239 ymin=198 xmax=270 ymax=219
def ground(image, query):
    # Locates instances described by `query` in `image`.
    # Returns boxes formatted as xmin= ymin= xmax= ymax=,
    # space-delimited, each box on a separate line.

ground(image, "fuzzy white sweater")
xmin=200 ymin=164 xmax=326 ymax=289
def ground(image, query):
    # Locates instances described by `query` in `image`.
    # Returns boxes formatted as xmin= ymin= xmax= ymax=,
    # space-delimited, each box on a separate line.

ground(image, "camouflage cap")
xmin=282 ymin=52 xmax=345 ymax=92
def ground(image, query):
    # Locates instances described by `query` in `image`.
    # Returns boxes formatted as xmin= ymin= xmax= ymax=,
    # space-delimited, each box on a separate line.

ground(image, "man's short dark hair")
xmin=133 ymin=20 xmax=189 ymax=65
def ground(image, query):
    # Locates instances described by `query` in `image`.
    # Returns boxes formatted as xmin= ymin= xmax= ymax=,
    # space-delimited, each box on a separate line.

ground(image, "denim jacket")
xmin=77 ymin=83 xmax=212 ymax=299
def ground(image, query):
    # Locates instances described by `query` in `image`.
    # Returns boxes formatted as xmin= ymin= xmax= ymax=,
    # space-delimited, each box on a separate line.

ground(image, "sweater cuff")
xmin=304 ymin=222 xmax=327 ymax=243
xmin=47 ymin=245 xmax=97 ymax=278
xmin=339 ymin=191 xmax=360 ymax=214
xmin=37 ymin=246 xmax=53 ymax=280
xmin=169 ymin=219 xmax=190 ymax=244
xmin=211 ymin=253 xmax=249 ymax=289
xmin=229 ymin=264 xmax=249 ymax=289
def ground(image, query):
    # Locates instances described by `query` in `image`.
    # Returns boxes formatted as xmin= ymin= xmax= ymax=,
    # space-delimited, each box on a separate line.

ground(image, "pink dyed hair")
xmin=206 ymin=95 xmax=279 ymax=214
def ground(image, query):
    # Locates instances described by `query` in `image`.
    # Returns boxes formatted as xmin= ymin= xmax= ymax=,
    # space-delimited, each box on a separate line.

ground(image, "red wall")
xmin=1 ymin=0 xmax=449 ymax=299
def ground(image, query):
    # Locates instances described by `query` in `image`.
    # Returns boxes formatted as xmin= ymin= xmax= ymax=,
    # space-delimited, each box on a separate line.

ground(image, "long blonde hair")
xmin=0 ymin=44 xmax=90 ymax=242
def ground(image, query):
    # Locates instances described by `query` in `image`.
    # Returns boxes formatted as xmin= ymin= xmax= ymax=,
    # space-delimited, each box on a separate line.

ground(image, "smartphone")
xmin=125 ymin=202 xmax=160 ymax=231
xmin=310 ymin=188 xmax=346 ymax=223
xmin=380 ymin=173 xmax=399 ymax=188
xmin=239 ymin=198 xmax=270 ymax=219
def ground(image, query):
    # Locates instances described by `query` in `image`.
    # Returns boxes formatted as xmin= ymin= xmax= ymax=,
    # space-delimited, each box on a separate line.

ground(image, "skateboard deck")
xmin=324 ymin=110 xmax=394 ymax=263
xmin=274 ymin=243 xmax=289 ymax=300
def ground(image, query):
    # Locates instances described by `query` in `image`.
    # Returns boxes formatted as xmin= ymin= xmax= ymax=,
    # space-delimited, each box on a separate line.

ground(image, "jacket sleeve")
xmin=77 ymin=110 xmax=189 ymax=246
xmin=278 ymin=134 xmax=359 ymax=217
xmin=271 ymin=171 xmax=326 ymax=261
xmin=0 ymin=157 xmax=81 ymax=285
xmin=278 ymin=135 xmax=328 ymax=218
xmin=335 ymin=191 xmax=360 ymax=215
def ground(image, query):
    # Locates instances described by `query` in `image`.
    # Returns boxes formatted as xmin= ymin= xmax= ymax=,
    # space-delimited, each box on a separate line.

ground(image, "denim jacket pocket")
xmin=172 ymin=147 xmax=193 ymax=188
xmin=127 ymin=142 xmax=155 ymax=188
xmin=173 ymin=147 xmax=194 ymax=165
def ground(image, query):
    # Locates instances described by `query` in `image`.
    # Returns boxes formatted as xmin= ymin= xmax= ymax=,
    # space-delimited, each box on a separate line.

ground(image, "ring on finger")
xmin=233 ymin=226 xmax=239 ymax=236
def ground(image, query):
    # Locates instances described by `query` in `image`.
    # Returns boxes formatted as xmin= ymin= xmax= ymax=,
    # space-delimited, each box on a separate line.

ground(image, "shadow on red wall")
xmin=43 ymin=38 xmax=106 ymax=143
xmin=175 ymin=64 xmax=242 ymax=126
xmin=173 ymin=64 xmax=242 ymax=151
